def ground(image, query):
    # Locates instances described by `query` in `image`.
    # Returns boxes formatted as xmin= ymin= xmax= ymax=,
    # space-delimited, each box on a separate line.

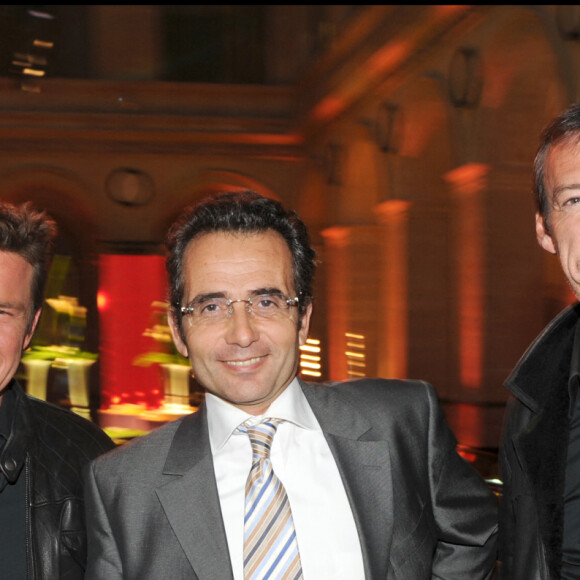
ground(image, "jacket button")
xmin=3 ymin=458 xmax=16 ymax=472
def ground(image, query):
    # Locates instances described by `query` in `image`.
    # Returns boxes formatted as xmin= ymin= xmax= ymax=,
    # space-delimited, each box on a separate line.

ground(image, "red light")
xmin=98 ymin=254 xmax=167 ymax=409
xmin=457 ymin=449 xmax=477 ymax=464
xmin=97 ymin=291 xmax=109 ymax=310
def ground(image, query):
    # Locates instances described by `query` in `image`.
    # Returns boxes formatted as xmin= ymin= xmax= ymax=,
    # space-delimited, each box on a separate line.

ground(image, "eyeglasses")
xmin=180 ymin=293 xmax=300 ymax=323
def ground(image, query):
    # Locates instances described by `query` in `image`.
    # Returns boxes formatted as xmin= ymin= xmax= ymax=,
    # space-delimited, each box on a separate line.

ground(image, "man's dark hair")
xmin=534 ymin=103 xmax=580 ymax=223
xmin=166 ymin=191 xmax=316 ymax=334
xmin=0 ymin=202 xmax=57 ymax=331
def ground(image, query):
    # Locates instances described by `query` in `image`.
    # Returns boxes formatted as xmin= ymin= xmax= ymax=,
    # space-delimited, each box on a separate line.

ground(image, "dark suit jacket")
xmin=84 ymin=379 xmax=498 ymax=579
xmin=500 ymin=304 xmax=580 ymax=579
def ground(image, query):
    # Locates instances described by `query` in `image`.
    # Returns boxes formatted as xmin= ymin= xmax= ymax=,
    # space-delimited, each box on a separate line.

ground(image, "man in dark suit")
xmin=85 ymin=191 xmax=497 ymax=579
xmin=500 ymin=104 xmax=580 ymax=579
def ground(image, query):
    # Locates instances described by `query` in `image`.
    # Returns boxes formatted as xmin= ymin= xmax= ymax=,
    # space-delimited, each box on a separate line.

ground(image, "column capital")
xmin=321 ymin=225 xmax=380 ymax=248
xmin=374 ymin=199 xmax=412 ymax=224
xmin=444 ymin=162 xmax=491 ymax=196
xmin=321 ymin=226 xmax=352 ymax=249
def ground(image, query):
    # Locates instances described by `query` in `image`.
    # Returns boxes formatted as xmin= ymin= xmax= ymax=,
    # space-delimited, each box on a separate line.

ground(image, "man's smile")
xmin=222 ymin=355 xmax=266 ymax=367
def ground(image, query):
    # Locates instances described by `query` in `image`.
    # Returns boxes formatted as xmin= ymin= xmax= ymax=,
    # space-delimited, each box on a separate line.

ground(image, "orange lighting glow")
xmin=97 ymin=291 xmax=109 ymax=310
xmin=367 ymin=40 xmax=410 ymax=76
xmin=311 ymin=97 xmax=346 ymax=124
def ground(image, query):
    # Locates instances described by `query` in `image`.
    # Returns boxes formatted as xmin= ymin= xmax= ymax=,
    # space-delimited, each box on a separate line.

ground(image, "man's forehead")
xmin=184 ymin=229 xmax=289 ymax=257
xmin=552 ymin=133 xmax=580 ymax=156
xmin=182 ymin=230 xmax=292 ymax=279
xmin=0 ymin=251 xmax=33 ymax=278
xmin=546 ymin=138 xmax=580 ymax=188
xmin=0 ymin=251 xmax=33 ymax=307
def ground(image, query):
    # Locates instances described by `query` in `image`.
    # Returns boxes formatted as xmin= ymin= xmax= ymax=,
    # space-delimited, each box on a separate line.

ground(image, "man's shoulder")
xmin=90 ymin=412 xmax=191 ymax=471
xmin=504 ymin=302 xmax=580 ymax=409
xmin=300 ymin=378 xmax=446 ymax=444
xmin=18 ymin=394 xmax=115 ymax=499
xmin=303 ymin=377 xmax=432 ymax=400
xmin=301 ymin=377 xmax=435 ymax=417
xmin=26 ymin=394 xmax=115 ymax=455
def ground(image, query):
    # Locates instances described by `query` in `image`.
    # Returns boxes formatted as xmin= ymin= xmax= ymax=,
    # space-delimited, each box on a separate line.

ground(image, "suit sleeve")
xmin=83 ymin=459 xmax=124 ymax=580
xmin=424 ymin=383 xmax=499 ymax=579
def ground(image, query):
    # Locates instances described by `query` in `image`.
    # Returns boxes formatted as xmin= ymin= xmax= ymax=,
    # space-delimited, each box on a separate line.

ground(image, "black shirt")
xmin=0 ymin=383 xmax=28 ymax=579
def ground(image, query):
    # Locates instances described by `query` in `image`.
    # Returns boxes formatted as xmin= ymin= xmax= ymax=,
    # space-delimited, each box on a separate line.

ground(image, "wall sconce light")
xmin=106 ymin=168 xmax=155 ymax=207
xmin=448 ymin=47 xmax=483 ymax=109
xmin=323 ymin=143 xmax=345 ymax=186
xmin=371 ymin=102 xmax=403 ymax=154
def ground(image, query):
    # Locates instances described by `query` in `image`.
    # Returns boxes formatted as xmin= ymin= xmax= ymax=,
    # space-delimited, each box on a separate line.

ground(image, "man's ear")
xmin=167 ymin=310 xmax=189 ymax=359
xmin=23 ymin=309 xmax=42 ymax=350
xmin=536 ymin=212 xmax=557 ymax=254
xmin=298 ymin=302 xmax=313 ymax=347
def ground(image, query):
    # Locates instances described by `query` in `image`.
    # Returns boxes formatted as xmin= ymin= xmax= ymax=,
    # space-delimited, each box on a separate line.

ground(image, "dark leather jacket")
xmin=500 ymin=304 xmax=580 ymax=579
xmin=0 ymin=380 xmax=115 ymax=579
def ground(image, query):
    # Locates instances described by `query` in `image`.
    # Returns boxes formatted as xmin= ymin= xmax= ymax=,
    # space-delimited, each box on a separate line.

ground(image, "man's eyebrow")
xmin=0 ymin=301 xmax=26 ymax=313
xmin=186 ymin=288 xmax=286 ymax=305
xmin=249 ymin=287 xmax=284 ymax=297
xmin=186 ymin=292 xmax=227 ymax=305
xmin=553 ymin=183 xmax=580 ymax=197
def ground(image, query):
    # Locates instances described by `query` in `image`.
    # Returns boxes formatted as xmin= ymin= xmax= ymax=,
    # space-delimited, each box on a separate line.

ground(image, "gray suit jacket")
xmin=85 ymin=379 xmax=498 ymax=579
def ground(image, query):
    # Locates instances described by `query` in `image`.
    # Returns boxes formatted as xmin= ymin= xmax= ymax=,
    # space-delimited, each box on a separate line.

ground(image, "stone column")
xmin=444 ymin=163 xmax=490 ymax=392
xmin=321 ymin=225 xmax=381 ymax=380
xmin=374 ymin=200 xmax=411 ymax=379
xmin=444 ymin=163 xmax=494 ymax=448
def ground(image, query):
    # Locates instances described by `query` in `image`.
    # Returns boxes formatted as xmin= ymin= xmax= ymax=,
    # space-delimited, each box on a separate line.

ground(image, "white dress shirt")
xmin=206 ymin=378 xmax=365 ymax=580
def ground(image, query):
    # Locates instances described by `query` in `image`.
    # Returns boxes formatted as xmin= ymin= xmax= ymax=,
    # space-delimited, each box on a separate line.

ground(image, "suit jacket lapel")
xmin=301 ymin=381 xmax=394 ymax=580
xmin=156 ymin=406 xmax=234 ymax=580
xmin=513 ymin=387 xmax=570 ymax=577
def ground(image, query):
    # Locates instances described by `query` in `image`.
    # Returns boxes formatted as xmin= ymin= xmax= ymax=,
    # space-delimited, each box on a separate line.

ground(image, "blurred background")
xmin=0 ymin=6 xmax=575 ymax=461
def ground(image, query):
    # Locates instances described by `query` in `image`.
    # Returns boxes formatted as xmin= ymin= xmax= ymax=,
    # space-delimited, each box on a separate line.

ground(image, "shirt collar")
xmin=206 ymin=378 xmax=320 ymax=452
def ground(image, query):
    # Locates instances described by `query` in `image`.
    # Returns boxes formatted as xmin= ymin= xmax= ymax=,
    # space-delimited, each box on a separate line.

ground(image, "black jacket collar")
xmin=505 ymin=303 xmax=580 ymax=413
xmin=0 ymin=381 xmax=32 ymax=484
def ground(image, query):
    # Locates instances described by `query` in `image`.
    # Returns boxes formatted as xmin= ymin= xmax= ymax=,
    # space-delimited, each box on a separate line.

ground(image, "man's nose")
xmin=224 ymin=301 xmax=258 ymax=346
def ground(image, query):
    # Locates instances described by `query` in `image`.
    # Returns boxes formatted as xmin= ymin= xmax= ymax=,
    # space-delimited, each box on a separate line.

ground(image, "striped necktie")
xmin=239 ymin=418 xmax=304 ymax=580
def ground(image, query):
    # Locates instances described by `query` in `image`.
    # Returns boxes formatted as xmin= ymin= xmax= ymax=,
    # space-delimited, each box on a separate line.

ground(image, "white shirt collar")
xmin=205 ymin=378 xmax=320 ymax=452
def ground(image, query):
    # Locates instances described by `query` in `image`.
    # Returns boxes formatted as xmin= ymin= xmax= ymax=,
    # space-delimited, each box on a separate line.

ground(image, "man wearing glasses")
xmin=85 ymin=191 xmax=497 ymax=579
